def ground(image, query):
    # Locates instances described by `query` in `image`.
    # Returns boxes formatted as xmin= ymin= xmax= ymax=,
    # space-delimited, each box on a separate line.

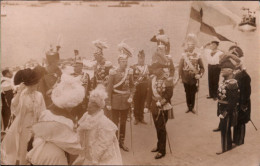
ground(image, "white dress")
xmin=1 ymin=89 xmax=46 ymax=165
xmin=73 ymin=110 xmax=122 ymax=165
xmin=26 ymin=110 xmax=82 ymax=165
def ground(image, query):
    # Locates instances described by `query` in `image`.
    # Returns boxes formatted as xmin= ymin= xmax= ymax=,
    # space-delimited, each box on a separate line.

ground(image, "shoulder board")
xmin=226 ymin=79 xmax=238 ymax=90
xmin=105 ymin=61 xmax=112 ymax=67
xmin=109 ymin=68 xmax=116 ymax=75
xmin=128 ymin=68 xmax=133 ymax=74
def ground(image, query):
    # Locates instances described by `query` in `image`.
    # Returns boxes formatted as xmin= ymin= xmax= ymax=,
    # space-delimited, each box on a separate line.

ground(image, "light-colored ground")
xmin=1 ymin=1 xmax=259 ymax=165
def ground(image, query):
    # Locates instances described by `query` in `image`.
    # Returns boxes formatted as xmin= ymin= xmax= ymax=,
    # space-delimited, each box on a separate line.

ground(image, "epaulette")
xmin=128 ymin=68 xmax=133 ymax=75
xmin=109 ymin=68 xmax=116 ymax=75
xmin=226 ymin=79 xmax=238 ymax=90
xmin=104 ymin=61 xmax=112 ymax=67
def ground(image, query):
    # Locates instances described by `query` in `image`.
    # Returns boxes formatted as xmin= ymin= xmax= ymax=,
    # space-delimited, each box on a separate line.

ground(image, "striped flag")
xmin=185 ymin=1 xmax=239 ymax=46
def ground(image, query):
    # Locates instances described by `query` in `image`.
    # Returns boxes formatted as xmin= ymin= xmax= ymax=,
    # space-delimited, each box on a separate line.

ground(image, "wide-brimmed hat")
xmin=13 ymin=68 xmax=41 ymax=86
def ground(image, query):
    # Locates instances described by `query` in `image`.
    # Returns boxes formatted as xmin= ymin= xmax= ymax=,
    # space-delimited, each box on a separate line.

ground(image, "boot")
xmin=119 ymin=135 xmax=129 ymax=152
xmin=119 ymin=143 xmax=129 ymax=152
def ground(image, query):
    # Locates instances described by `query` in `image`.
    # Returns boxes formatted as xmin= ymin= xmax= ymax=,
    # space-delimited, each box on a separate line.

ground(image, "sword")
xmin=250 ymin=119 xmax=258 ymax=131
xmin=129 ymin=106 xmax=134 ymax=155
xmin=157 ymin=107 xmax=173 ymax=154
xmin=195 ymin=79 xmax=200 ymax=115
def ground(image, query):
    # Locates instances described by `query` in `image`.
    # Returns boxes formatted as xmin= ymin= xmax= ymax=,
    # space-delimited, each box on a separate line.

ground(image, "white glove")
xmin=219 ymin=114 xmax=224 ymax=119
xmin=156 ymin=101 xmax=161 ymax=107
xmin=127 ymin=98 xmax=133 ymax=103
xmin=144 ymin=108 xmax=149 ymax=113
xmin=195 ymin=74 xmax=201 ymax=80
xmin=106 ymin=105 xmax=112 ymax=111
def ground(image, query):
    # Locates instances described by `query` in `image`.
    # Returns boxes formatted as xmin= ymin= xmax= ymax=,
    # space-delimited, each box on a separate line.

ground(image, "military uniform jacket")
xmin=131 ymin=64 xmax=149 ymax=85
xmin=106 ymin=68 xmax=135 ymax=110
xmin=146 ymin=75 xmax=173 ymax=114
xmin=38 ymin=65 xmax=62 ymax=105
xmin=179 ymin=51 xmax=204 ymax=85
xmin=234 ymin=70 xmax=251 ymax=124
xmin=217 ymin=79 xmax=239 ymax=124
xmin=92 ymin=60 xmax=113 ymax=89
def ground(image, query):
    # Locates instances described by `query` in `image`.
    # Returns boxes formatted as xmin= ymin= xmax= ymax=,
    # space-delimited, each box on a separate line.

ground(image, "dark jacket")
xmin=234 ymin=70 xmax=251 ymax=124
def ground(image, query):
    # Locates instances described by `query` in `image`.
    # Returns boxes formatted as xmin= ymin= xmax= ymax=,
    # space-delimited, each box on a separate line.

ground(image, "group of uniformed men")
xmin=1 ymin=29 xmax=252 ymax=159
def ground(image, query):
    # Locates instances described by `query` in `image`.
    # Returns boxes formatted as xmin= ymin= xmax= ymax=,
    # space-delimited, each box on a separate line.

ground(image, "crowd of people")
xmin=0 ymin=29 xmax=252 ymax=165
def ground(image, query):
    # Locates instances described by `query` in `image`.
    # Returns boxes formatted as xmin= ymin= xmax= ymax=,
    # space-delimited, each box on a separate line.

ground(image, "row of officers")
xmin=1 ymin=34 xmax=251 ymax=160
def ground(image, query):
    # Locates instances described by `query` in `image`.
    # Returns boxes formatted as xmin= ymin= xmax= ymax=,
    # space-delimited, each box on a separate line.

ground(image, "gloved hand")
xmin=195 ymin=74 xmax=201 ymax=80
xmin=156 ymin=101 xmax=161 ymax=107
xmin=144 ymin=108 xmax=149 ymax=113
xmin=219 ymin=114 xmax=224 ymax=119
xmin=106 ymin=105 xmax=112 ymax=111
xmin=127 ymin=98 xmax=133 ymax=103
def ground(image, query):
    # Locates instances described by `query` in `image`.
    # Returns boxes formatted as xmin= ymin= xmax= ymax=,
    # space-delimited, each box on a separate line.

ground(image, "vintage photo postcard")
xmin=1 ymin=1 xmax=259 ymax=165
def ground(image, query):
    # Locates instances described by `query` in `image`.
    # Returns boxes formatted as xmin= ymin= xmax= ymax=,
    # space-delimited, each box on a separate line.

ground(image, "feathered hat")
xmin=89 ymin=84 xmax=108 ymax=108
xmin=92 ymin=39 xmax=109 ymax=56
xmin=118 ymin=41 xmax=133 ymax=61
xmin=51 ymin=74 xmax=85 ymax=109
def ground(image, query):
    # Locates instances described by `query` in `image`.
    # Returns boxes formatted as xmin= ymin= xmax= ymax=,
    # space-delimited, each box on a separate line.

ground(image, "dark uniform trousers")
xmin=111 ymin=109 xmax=129 ymax=143
xmin=220 ymin=115 xmax=232 ymax=152
xmin=152 ymin=109 xmax=168 ymax=155
xmin=133 ymin=82 xmax=148 ymax=121
xmin=208 ymin=64 xmax=221 ymax=98
xmin=183 ymin=83 xmax=197 ymax=109
xmin=233 ymin=123 xmax=246 ymax=145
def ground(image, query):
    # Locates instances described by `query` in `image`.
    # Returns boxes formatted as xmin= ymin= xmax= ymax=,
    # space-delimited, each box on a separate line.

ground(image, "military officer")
xmin=91 ymin=39 xmax=113 ymax=89
xmin=178 ymin=34 xmax=204 ymax=113
xmin=38 ymin=45 xmax=62 ymax=108
xmin=227 ymin=46 xmax=251 ymax=146
xmin=131 ymin=50 xmax=149 ymax=125
xmin=150 ymin=44 xmax=175 ymax=78
xmin=71 ymin=59 xmax=91 ymax=120
xmin=150 ymin=28 xmax=171 ymax=55
xmin=216 ymin=58 xmax=240 ymax=155
xmin=106 ymin=42 xmax=135 ymax=152
xmin=145 ymin=66 xmax=173 ymax=159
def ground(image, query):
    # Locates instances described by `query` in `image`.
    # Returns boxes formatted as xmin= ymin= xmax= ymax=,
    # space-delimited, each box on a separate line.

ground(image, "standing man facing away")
xmin=179 ymin=34 xmax=204 ymax=113
xmin=106 ymin=42 xmax=135 ymax=152
xmin=131 ymin=50 xmax=149 ymax=125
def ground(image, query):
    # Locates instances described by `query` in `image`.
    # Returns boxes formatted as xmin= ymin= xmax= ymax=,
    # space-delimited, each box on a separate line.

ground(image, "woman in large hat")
xmin=26 ymin=74 xmax=84 ymax=165
xmin=73 ymin=84 xmax=122 ymax=165
xmin=1 ymin=68 xmax=46 ymax=165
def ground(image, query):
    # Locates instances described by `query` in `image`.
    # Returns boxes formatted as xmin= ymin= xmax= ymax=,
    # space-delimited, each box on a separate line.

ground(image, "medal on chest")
xmin=155 ymin=79 xmax=166 ymax=94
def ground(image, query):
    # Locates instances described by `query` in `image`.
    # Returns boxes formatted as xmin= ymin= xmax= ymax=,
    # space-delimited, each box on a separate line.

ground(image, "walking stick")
xmin=250 ymin=119 xmax=258 ymax=131
xmin=159 ymin=108 xmax=173 ymax=154
xmin=195 ymin=79 xmax=200 ymax=115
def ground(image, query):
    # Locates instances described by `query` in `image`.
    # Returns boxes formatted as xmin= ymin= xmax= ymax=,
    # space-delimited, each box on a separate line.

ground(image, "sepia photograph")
xmin=0 ymin=0 xmax=259 ymax=165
